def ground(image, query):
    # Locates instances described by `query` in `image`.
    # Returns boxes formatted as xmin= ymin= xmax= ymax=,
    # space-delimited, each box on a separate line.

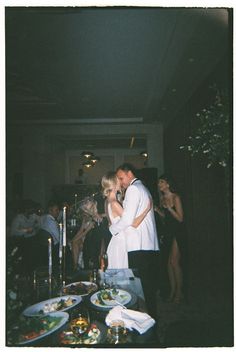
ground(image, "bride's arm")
xmin=132 ymin=199 xmax=152 ymax=228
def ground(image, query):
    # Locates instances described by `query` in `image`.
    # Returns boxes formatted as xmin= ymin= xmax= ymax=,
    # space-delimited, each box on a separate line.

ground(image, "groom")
xmin=109 ymin=163 xmax=159 ymax=319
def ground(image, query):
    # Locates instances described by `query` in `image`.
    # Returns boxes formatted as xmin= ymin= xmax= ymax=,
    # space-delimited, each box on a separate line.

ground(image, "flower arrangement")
xmin=180 ymin=85 xmax=230 ymax=169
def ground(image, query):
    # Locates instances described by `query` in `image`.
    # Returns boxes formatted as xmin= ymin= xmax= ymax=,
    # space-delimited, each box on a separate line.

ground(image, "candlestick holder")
xmin=48 ymin=274 xmax=52 ymax=298
xmin=62 ymin=245 xmax=66 ymax=286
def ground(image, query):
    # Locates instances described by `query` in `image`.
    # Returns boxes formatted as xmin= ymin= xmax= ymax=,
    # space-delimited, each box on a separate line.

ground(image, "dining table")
xmin=7 ymin=267 xmax=161 ymax=347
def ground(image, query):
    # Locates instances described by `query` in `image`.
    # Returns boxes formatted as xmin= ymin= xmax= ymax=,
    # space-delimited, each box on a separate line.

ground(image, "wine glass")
xmin=70 ymin=307 xmax=90 ymax=341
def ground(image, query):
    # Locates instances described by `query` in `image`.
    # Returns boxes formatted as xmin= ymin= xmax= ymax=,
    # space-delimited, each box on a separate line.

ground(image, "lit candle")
xmin=33 ymin=270 xmax=36 ymax=290
xmin=63 ymin=206 xmax=67 ymax=246
xmin=75 ymin=193 xmax=78 ymax=209
xmin=59 ymin=223 xmax=63 ymax=260
xmin=48 ymin=238 xmax=52 ymax=276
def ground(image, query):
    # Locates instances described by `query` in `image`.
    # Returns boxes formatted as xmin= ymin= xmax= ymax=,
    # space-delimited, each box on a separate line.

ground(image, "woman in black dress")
xmin=154 ymin=174 xmax=187 ymax=303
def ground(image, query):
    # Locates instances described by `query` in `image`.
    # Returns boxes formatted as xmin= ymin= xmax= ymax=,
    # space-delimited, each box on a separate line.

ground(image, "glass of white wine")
xmin=70 ymin=307 xmax=90 ymax=341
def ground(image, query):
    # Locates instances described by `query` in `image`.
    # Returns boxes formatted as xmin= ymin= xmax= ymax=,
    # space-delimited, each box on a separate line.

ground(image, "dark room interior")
xmin=5 ymin=6 xmax=233 ymax=347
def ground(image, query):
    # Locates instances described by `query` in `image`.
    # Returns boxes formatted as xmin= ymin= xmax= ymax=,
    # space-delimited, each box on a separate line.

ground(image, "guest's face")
xmin=50 ymin=205 xmax=60 ymax=219
xmin=116 ymin=170 xmax=133 ymax=189
xmin=158 ymin=179 xmax=169 ymax=192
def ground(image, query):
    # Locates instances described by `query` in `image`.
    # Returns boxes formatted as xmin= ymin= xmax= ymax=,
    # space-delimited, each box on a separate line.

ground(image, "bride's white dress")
xmin=107 ymin=203 xmax=129 ymax=269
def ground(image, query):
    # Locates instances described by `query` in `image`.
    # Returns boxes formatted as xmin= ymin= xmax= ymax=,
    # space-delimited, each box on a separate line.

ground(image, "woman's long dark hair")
xmin=158 ymin=174 xmax=177 ymax=194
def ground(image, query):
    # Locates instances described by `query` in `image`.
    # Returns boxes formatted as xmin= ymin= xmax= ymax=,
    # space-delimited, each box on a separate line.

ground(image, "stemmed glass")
xmin=70 ymin=306 xmax=90 ymax=341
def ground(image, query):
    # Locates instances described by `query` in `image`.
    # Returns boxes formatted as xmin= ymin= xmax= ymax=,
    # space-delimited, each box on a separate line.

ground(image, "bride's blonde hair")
xmin=101 ymin=171 xmax=118 ymax=197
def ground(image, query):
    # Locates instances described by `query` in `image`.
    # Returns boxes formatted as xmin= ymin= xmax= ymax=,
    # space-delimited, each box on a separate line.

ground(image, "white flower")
xmin=207 ymin=163 xmax=212 ymax=168
xmin=187 ymin=146 xmax=192 ymax=151
xmin=179 ymin=146 xmax=185 ymax=149
xmin=203 ymin=150 xmax=210 ymax=154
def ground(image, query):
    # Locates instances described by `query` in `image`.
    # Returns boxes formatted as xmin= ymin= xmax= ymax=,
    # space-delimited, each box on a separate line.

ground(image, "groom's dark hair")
xmin=116 ymin=163 xmax=137 ymax=176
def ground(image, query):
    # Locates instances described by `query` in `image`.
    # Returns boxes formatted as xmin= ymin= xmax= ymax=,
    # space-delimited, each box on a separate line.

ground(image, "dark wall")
xmin=137 ymin=167 xmax=158 ymax=201
xmin=162 ymin=57 xmax=232 ymax=304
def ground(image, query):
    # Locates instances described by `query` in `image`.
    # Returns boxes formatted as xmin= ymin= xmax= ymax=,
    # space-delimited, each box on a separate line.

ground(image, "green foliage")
xmin=180 ymin=85 xmax=230 ymax=169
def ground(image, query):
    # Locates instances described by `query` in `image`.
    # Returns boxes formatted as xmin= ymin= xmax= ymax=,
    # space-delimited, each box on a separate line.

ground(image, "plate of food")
xmin=59 ymin=323 xmax=101 ymax=345
xmin=8 ymin=312 xmax=69 ymax=346
xmin=23 ymin=295 xmax=82 ymax=316
xmin=62 ymin=281 xmax=98 ymax=296
xmin=90 ymin=288 xmax=132 ymax=309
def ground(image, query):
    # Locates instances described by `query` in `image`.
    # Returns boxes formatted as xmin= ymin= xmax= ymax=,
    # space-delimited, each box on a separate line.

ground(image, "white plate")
xmin=23 ymin=295 xmax=82 ymax=316
xmin=62 ymin=281 xmax=98 ymax=297
xmin=19 ymin=311 xmax=69 ymax=345
xmin=90 ymin=289 xmax=132 ymax=308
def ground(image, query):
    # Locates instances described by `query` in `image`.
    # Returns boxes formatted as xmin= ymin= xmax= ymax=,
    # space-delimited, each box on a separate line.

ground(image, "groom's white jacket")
xmin=109 ymin=179 xmax=159 ymax=252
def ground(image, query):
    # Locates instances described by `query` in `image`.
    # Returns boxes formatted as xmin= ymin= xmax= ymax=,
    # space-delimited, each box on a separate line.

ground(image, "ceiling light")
xmin=90 ymin=156 xmax=100 ymax=164
xmin=83 ymin=161 xmax=93 ymax=168
xmin=140 ymin=151 xmax=148 ymax=158
xmin=81 ymin=151 xmax=94 ymax=158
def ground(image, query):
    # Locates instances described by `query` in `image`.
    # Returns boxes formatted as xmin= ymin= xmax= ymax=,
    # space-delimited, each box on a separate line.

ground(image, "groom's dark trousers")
xmin=128 ymin=249 xmax=159 ymax=320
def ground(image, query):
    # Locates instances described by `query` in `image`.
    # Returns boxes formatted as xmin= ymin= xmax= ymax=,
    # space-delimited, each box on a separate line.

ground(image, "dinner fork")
xmin=114 ymin=300 xmax=127 ymax=309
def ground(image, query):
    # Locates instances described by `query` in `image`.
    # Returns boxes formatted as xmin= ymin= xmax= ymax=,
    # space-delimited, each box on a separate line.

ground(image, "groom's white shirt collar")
xmin=130 ymin=178 xmax=138 ymax=185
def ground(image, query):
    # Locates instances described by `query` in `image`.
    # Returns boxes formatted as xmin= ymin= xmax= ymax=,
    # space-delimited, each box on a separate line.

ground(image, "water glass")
xmin=107 ymin=320 xmax=127 ymax=344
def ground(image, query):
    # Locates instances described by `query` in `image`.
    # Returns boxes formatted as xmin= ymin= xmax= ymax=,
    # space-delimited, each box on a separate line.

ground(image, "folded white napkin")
xmin=105 ymin=306 xmax=156 ymax=334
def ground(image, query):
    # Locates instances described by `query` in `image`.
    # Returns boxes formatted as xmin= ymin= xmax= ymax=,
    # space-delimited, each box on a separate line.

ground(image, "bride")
xmin=101 ymin=171 xmax=152 ymax=269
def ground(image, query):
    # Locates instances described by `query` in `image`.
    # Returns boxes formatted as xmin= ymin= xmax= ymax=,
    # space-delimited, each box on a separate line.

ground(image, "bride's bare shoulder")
xmin=110 ymin=200 xmax=123 ymax=216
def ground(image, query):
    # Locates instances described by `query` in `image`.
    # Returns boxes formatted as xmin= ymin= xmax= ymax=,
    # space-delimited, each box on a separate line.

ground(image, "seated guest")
xmin=9 ymin=199 xmax=41 ymax=274
xmin=39 ymin=200 xmax=60 ymax=246
xmin=38 ymin=200 xmax=73 ymax=272
xmin=10 ymin=199 xmax=39 ymax=238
